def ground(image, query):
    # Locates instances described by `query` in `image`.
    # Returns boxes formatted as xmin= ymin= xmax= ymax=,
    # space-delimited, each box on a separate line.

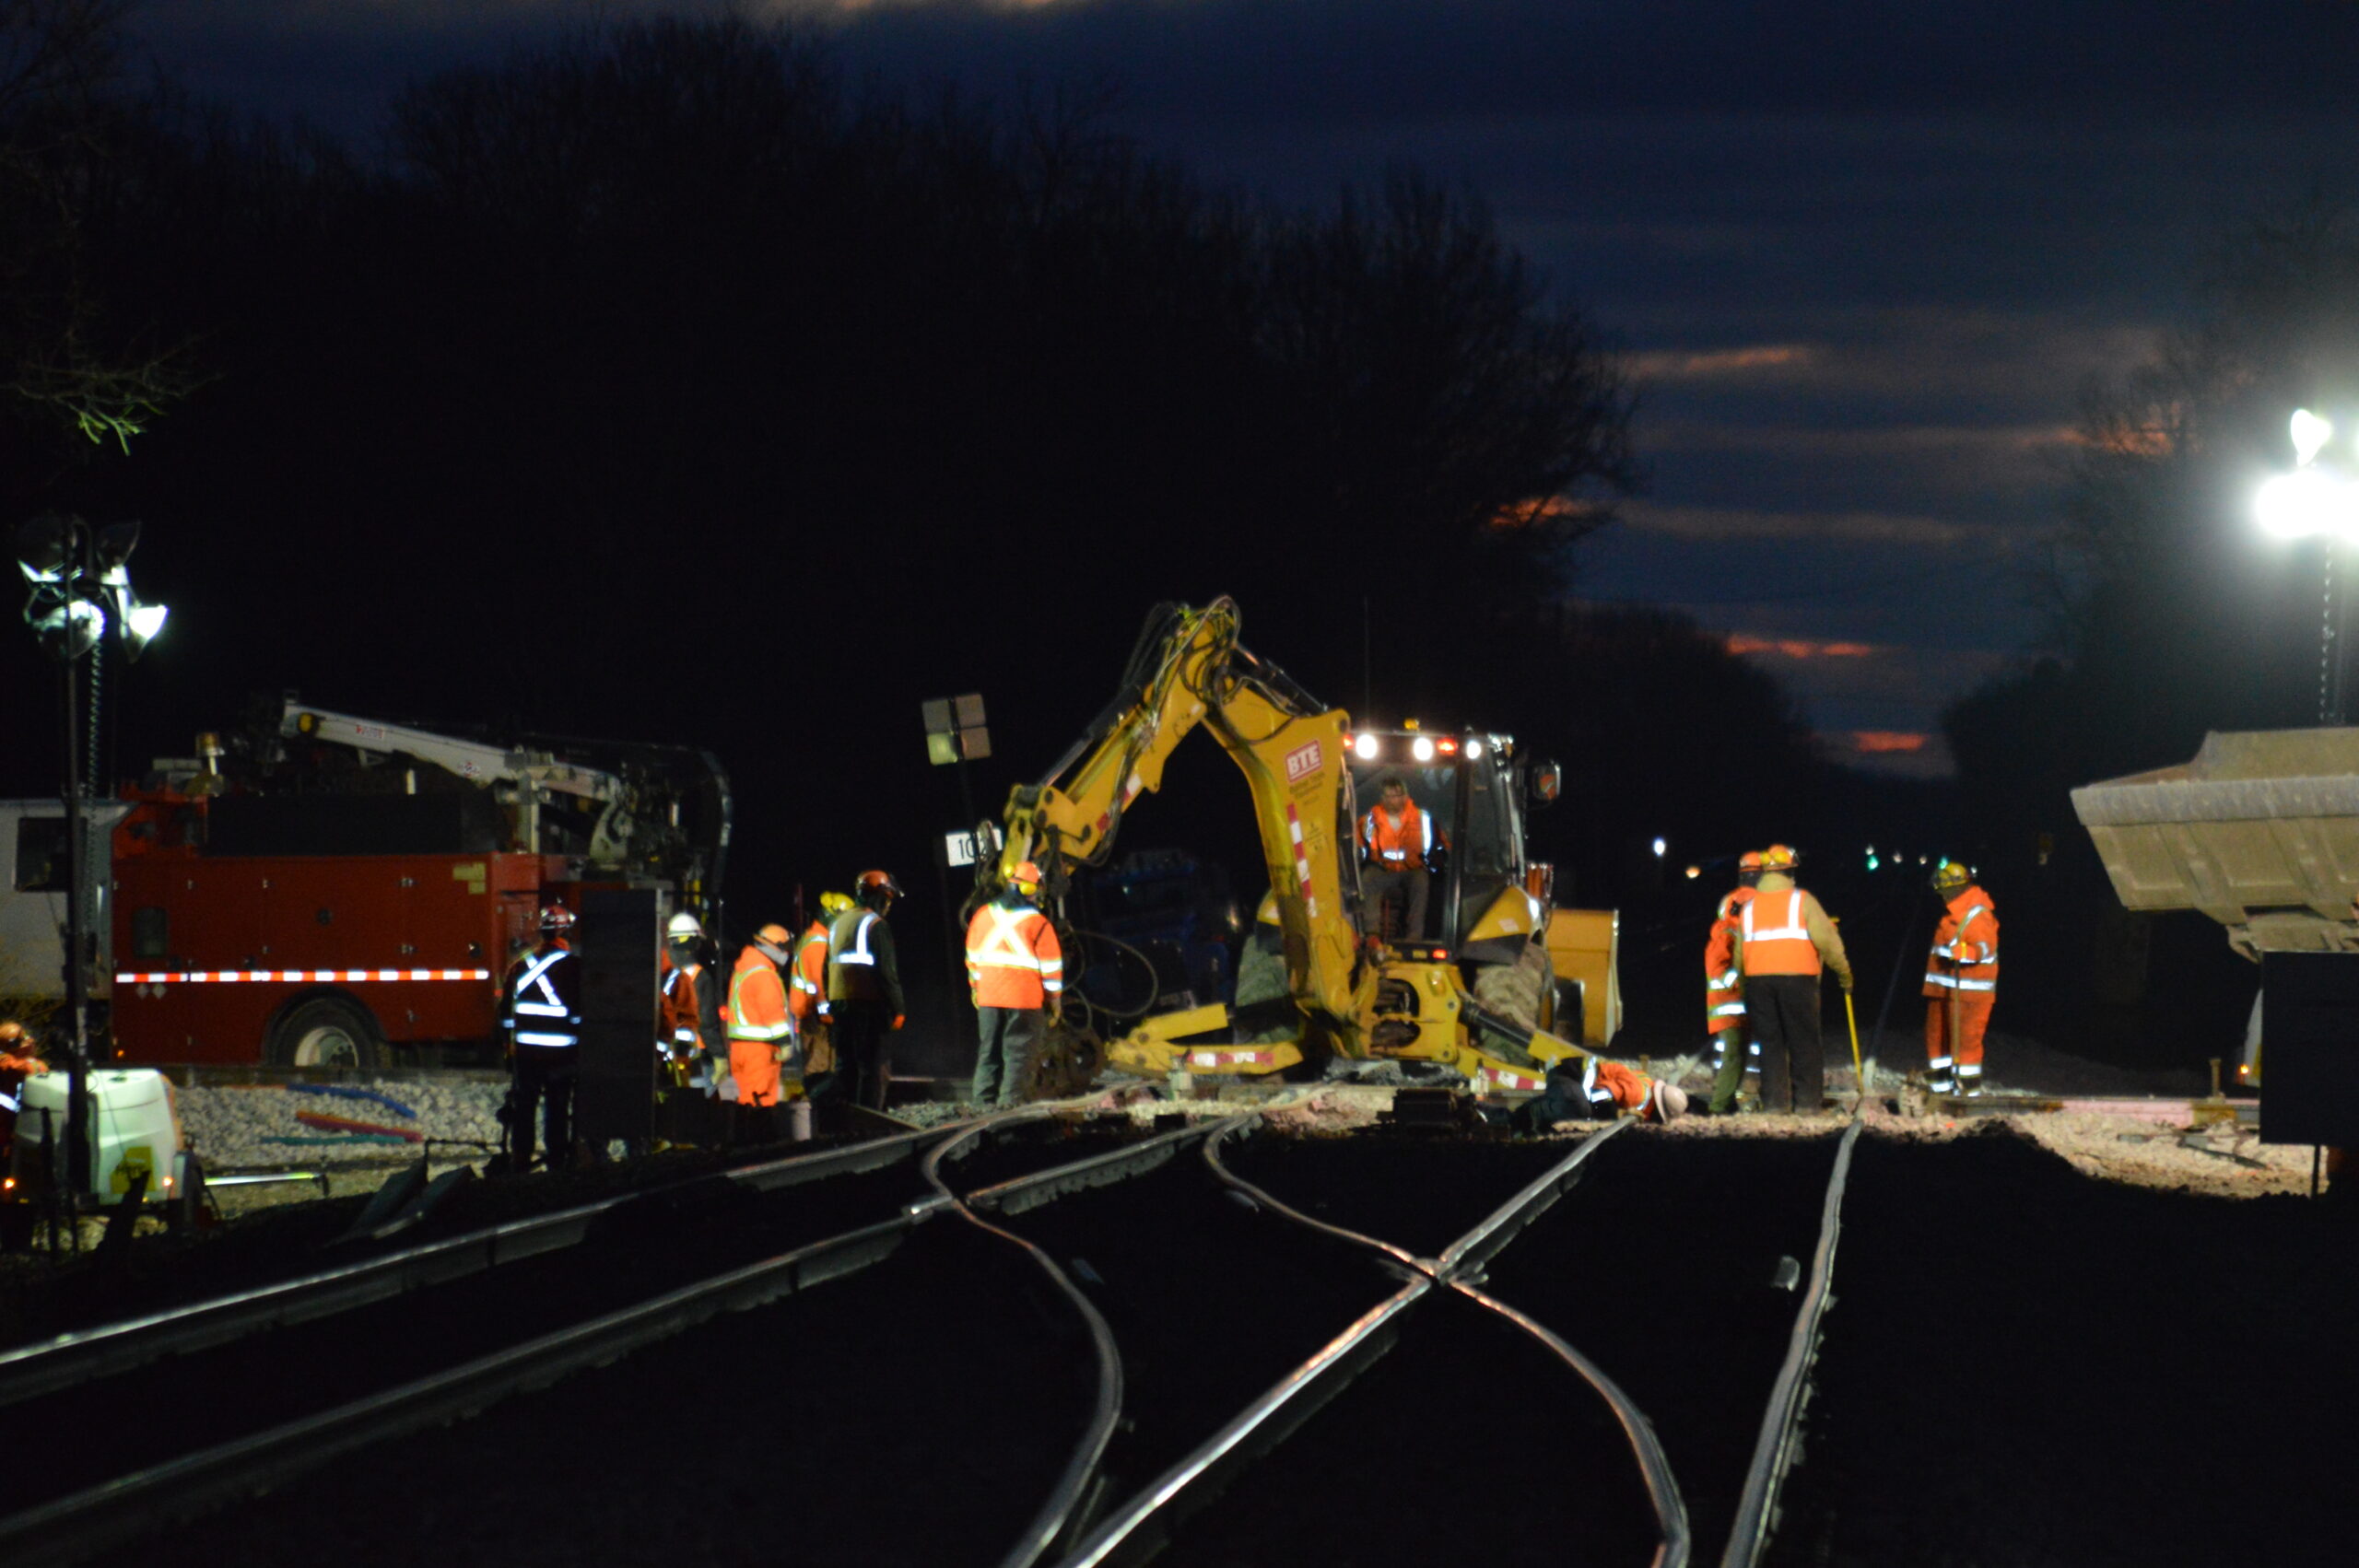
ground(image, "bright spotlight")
xmin=1353 ymin=732 xmax=1379 ymax=761
xmin=2256 ymin=467 xmax=2359 ymax=538
xmin=2294 ymin=407 xmax=2334 ymax=467
xmin=1464 ymin=740 xmax=1483 ymax=760
xmin=1650 ymin=837 xmax=1666 ymax=858
xmin=1411 ymin=736 xmax=1435 ymax=762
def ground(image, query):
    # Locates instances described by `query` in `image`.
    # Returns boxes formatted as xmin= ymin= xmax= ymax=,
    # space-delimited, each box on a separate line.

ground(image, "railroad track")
xmin=9 ymin=1104 xmax=1872 ymax=1568
xmin=0 ymin=1095 xmax=1150 ymax=1568
xmin=1057 ymin=1116 xmax=1865 ymax=1568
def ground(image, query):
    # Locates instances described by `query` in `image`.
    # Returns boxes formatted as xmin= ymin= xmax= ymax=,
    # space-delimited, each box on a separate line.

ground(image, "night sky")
xmin=131 ymin=0 xmax=2359 ymax=777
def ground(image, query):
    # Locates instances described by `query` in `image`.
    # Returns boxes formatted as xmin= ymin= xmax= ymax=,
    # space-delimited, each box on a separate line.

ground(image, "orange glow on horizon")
xmin=1851 ymin=731 xmax=1930 ymax=754
xmin=1726 ymin=635 xmax=1877 ymax=660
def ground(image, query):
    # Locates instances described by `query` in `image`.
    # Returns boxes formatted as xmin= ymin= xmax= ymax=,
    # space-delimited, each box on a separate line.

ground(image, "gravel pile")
xmin=174 ymin=1078 xmax=507 ymax=1173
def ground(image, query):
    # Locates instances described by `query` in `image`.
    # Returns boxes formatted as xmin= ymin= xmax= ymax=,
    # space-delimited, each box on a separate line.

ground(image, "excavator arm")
xmin=987 ymin=600 xmax=1367 ymax=1053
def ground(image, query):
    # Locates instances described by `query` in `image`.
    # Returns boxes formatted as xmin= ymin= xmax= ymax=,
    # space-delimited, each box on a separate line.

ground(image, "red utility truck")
xmin=6 ymin=700 xmax=727 ymax=1068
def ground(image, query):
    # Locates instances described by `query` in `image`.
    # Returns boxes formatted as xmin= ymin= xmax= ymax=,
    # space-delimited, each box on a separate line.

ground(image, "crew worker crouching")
xmin=967 ymin=860 xmax=1065 ymax=1107
xmin=1922 ymin=861 xmax=2000 ymax=1096
xmin=726 ymin=922 xmax=803 ymax=1142
xmin=825 ymin=870 xmax=906 ymax=1111
xmin=1738 ymin=845 xmax=1852 ymax=1114
xmin=501 ymin=905 xmax=582 ymax=1172
xmin=1525 ymin=1054 xmax=1688 ymax=1129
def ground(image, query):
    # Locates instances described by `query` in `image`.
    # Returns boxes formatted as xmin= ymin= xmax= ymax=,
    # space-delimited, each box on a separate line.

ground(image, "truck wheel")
xmin=268 ymin=998 xmax=386 ymax=1070
xmin=1470 ymin=941 xmax=1554 ymax=1064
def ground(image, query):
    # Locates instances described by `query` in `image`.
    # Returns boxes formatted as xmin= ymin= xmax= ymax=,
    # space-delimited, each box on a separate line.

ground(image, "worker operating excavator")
xmin=1358 ymin=774 xmax=1449 ymax=941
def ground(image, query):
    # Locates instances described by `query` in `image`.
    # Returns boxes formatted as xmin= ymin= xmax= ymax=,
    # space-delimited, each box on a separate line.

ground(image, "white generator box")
xmin=14 ymin=1069 xmax=184 ymax=1205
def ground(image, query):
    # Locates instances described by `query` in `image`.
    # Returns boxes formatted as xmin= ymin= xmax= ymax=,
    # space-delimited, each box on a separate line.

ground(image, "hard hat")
xmin=1759 ymin=844 xmax=1799 ymax=872
xmin=1738 ymin=850 xmax=1765 ymax=871
xmin=538 ymin=905 xmax=576 ymax=935
xmin=666 ymin=911 xmax=704 ymax=941
xmin=754 ymin=922 xmax=792 ymax=947
xmin=1931 ymin=860 xmax=1970 ymax=894
xmin=1010 ymin=860 xmax=1044 ymax=890
xmin=818 ymin=891 xmax=854 ymax=918
xmin=1256 ymin=892 xmax=1281 ymax=927
xmin=1649 ymin=1080 xmax=1690 ymax=1121
xmin=855 ymin=870 xmax=902 ymax=908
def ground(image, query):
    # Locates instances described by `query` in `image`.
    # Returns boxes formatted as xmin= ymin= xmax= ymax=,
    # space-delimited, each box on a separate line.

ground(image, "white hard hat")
xmin=1649 ymin=1081 xmax=1689 ymax=1121
xmin=666 ymin=911 xmax=705 ymax=941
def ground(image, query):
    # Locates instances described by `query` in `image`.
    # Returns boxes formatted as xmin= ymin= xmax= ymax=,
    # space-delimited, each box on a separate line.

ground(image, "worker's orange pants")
xmin=1923 ymin=990 xmax=1993 ymax=1070
xmin=730 ymin=1039 xmax=781 ymax=1106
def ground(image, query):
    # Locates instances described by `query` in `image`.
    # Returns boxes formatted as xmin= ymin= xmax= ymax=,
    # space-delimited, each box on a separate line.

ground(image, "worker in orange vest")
xmin=1738 ymin=844 xmax=1852 ymax=1114
xmin=792 ymin=892 xmax=851 ymax=1084
xmin=1706 ymin=850 xmax=1763 ymax=1115
xmin=1526 ymin=1052 xmax=1689 ymax=1128
xmin=725 ymin=922 xmax=800 ymax=1142
xmin=1358 ymin=774 xmax=1449 ymax=942
xmin=966 ymin=860 xmax=1067 ymax=1107
xmin=659 ymin=911 xmax=724 ymax=1091
xmin=0 ymin=1019 xmax=49 ymax=1167
xmin=1923 ymin=860 xmax=1999 ymax=1096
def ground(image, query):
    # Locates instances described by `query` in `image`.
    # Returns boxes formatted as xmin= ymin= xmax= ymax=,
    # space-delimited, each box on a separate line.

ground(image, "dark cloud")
xmin=131 ymin=0 xmax=2349 ymax=772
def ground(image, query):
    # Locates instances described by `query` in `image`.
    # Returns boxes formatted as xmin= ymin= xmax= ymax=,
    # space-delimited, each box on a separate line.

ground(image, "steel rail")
xmin=1719 ymin=1117 xmax=1865 ymax=1568
xmin=1058 ymin=1114 xmax=1692 ymax=1568
xmin=0 ymin=1107 xmax=1015 ymax=1410
xmin=0 ymin=1095 xmax=1151 ymax=1568
xmin=921 ymin=1109 xmax=1240 ymax=1568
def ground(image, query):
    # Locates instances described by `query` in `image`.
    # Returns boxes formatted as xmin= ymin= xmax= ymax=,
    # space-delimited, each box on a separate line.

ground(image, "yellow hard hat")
xmin=1931 ymin=860 xmax=1970 ymax=893
xmin=818 ymin=891 xmax=854 ymax=917
xmin=1760 ymin=844 xmax=1799 ymax=872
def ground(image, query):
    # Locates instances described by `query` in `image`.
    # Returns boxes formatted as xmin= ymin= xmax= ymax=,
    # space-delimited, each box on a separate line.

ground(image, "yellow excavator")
xmin=974 ymin=598 xmax=1620 ymax=1096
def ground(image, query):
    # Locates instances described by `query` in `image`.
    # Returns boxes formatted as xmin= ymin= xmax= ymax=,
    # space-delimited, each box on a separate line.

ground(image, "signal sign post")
xmin=921 ymin=696 xmax=992 ymax=1078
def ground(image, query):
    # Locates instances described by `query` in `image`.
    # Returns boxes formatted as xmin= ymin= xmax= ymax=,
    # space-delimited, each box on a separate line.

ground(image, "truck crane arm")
xmin=988 ymin=599 xmax=1367 ymax=1041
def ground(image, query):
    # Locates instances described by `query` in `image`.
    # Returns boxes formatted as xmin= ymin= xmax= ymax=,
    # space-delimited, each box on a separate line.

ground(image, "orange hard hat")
xmin=1011 ymin=860 xmax=1044 ymax=887
xmin=1760 ymin=844 xmax=1799 ymax=871
xmin=755 ymin=922 xmax=792 ymax=945
xmin=1738 ymin=850 xmax=1764 ymax=871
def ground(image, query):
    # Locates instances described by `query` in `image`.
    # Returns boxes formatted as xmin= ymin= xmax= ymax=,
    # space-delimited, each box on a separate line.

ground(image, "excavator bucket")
xmin=1543 ymin=907 xmax=1621 ymax=1047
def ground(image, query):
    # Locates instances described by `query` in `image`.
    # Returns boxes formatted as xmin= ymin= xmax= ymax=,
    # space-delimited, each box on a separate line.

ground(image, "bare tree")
xmin=1 ymin=0 xmax=187 ymax=454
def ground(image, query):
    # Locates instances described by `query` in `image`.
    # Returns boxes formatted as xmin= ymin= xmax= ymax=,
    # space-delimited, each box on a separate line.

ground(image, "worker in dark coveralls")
xmin=499 ymin=905 xmax=584 ymax=1172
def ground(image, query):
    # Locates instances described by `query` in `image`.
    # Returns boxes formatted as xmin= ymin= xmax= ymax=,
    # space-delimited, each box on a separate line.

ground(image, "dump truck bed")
xmin=2071 ymin=729 xmax=2359 ymax=956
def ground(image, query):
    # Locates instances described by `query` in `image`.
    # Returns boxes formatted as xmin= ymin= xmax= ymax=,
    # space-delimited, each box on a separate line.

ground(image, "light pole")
xmin=14 ymin=514 xmax=168 ymax=1199
xmin=2255 ymin=408 xmax=2358 ymax=724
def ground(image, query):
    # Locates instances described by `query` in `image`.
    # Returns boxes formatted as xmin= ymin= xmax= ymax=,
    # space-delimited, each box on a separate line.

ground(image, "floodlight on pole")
xmin=2255 ymin=410 xmax=2357 ymax=724
xmin=11 ymin=512 xmax=170 ymax=1208
xmin=2293 ymin=407 xmax=2335 ymax=467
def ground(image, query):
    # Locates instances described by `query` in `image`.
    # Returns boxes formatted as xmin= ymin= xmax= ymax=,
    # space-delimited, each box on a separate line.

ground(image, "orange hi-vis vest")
xmin=966 ymin=896 xmax=1066 ymax=1011
xmin=790 ymin=921 xmax=829 ymax=1022
xmin=660 ymin=962 xmax=709 ymax=1050
xmin=725 ymin=945 xmax=794 ymax=1045
xmin=1361 ymin=801 xmax=1440 ymax=870
xmin=1923 ymin=885 xmax=2000 ymax=998
xmin=1740 ymin=888 xmax=1822 ymax=977
xmin=1705 ymin=888 xmax=1752 ymax=1034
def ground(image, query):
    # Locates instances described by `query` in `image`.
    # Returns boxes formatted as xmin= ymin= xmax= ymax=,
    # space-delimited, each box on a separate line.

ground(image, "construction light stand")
xmin=14 ymin=515 xmax=169 ymax=1204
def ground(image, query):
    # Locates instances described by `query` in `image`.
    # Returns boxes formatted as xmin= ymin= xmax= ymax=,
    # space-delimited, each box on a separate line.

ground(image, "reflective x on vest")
xmin=968 ymin=903 xmax=1065 ymax=994
xmin=511 ymin=949 xmax=577 ymax=1047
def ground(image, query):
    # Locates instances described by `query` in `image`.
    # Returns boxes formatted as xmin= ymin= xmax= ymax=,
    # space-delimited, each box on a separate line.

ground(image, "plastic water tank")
xmin=15 ymin=1069 xmax=184 ymax=1205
